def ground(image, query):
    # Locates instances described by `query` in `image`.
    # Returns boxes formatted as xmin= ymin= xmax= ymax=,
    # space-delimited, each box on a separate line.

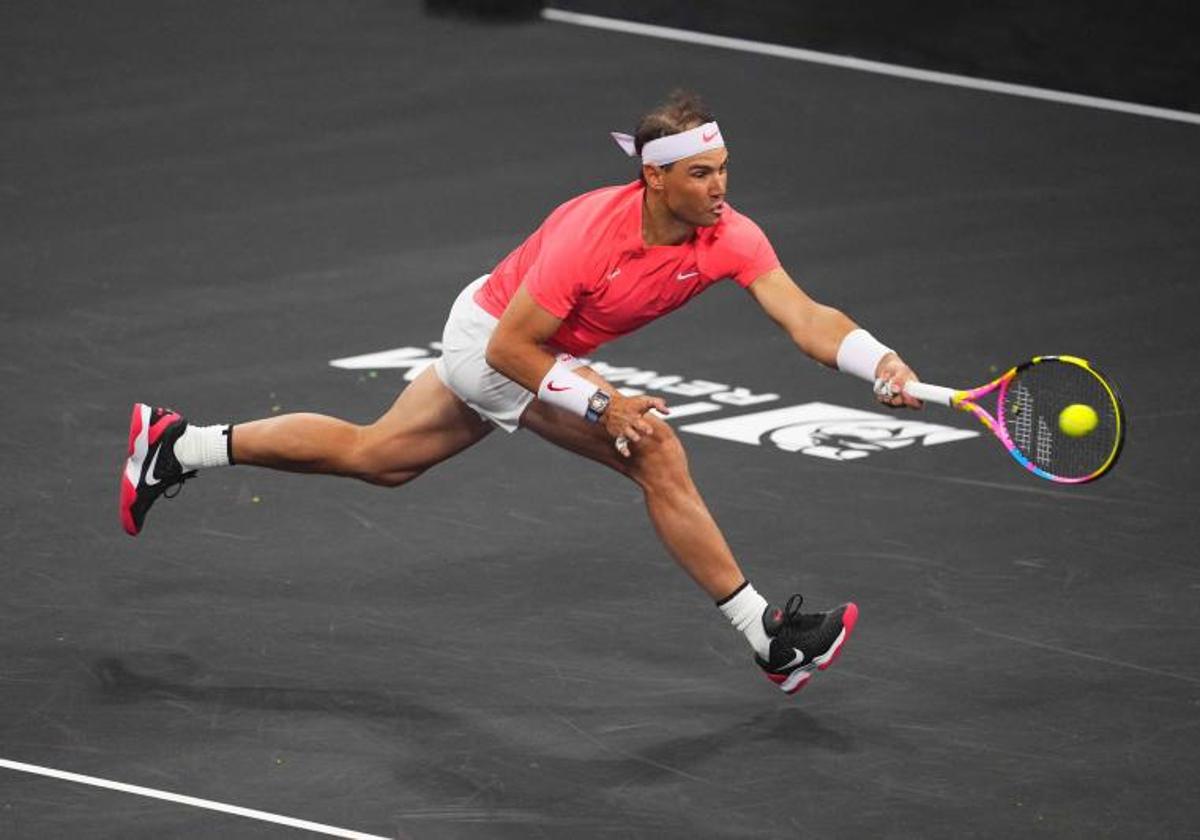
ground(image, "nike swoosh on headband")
xmin=610 ymin=122 xmax=725 ymax=167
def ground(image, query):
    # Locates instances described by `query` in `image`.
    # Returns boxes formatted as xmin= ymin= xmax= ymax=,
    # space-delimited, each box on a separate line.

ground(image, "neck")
xmin=641 ymin=189 xmax=695 ymax=247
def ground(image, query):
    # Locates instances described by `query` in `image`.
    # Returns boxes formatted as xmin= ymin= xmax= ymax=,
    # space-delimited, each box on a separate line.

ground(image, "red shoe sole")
xmin=119 ymin=403 xmax=147 ymax=536
xmin=817 ymin=602 xmax=858 ymax=672
xmin=766 ymin=669 xmax=813 ymax=695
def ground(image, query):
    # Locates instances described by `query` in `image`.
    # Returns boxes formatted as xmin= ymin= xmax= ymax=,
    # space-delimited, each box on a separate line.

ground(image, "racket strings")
xmin=1010 ymin=383 xmax=1035 ymax=452
xmin=1000 ymin=360 xmax=1121 ymax=481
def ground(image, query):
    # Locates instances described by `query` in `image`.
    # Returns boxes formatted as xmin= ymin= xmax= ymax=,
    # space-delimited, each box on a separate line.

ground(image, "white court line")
xmin=0 ymin=758 xmax=392 ymax=840
xmin=541 ymin=8 xmax=1200 ymax=127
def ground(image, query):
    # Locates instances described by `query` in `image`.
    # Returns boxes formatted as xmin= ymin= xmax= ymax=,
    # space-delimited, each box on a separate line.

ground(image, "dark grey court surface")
xmin=2 ymin=2 xmax=1198 ymax=838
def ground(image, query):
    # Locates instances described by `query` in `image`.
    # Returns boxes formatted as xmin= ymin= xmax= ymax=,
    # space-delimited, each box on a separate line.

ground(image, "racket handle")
xmin=903 ymin=380 xmax=959 ymax=406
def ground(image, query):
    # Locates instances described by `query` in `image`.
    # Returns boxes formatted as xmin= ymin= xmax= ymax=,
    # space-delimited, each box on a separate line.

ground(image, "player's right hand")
xmin=604 ymin=393 xmax=669 ymax=457
xmin=873 ymin=353 xmax=923 ymax=410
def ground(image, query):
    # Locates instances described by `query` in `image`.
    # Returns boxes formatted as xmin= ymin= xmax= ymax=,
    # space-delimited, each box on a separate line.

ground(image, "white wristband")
xmin=537 ymin=361 xmax=596 ymax=418
xmin=836 ymin=328 xmax=893 ymax=382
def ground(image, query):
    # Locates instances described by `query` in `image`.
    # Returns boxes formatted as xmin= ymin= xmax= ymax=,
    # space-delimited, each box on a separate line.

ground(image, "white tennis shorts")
xmin=433 ymin=275 xmax=584 ymax=433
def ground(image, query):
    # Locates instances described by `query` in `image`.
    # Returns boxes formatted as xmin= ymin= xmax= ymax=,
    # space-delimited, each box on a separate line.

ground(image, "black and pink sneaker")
xmin=119 ymin=403 xmax=195 ymax=536
xmin=756 ymin=596 xmax=859 ymax=695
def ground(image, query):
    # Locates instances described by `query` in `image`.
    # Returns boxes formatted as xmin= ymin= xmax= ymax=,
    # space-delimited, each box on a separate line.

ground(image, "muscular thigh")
xmin=361 ymin=366 xmax=494 ymax=472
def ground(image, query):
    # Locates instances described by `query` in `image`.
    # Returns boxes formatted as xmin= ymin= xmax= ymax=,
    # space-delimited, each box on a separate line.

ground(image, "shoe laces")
xmin=162 ymin=470 xmax=198 ymax=499
xmin=780 ymin=594 xmax=824 ymax=632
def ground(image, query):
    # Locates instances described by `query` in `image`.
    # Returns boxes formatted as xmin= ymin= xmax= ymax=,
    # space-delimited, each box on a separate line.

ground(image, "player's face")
xmin=658 ymin=149 xmax=729 ymax=227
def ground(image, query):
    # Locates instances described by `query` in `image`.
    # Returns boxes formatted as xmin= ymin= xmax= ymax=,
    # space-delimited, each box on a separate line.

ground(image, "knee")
xmin=628 ymin=419 xmax=691 ymax=492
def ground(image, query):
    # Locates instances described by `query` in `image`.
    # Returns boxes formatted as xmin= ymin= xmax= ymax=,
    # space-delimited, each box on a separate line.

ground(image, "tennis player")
xmin=119 ymin=91 xmax=921 ymax=695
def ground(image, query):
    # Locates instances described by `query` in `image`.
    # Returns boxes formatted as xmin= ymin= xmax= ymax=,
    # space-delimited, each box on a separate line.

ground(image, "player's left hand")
xmin=604 ymin=392 xmax=668 ymax=457
xmin=873 ymin=353 xmax=923 ymax=409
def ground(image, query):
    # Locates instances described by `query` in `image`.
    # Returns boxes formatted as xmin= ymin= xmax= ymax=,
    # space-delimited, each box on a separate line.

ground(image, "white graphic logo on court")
xmin=682 ymin=402 xmax=978 ymax=460
xmin=329 ymin=347 xmax=977 ymax=462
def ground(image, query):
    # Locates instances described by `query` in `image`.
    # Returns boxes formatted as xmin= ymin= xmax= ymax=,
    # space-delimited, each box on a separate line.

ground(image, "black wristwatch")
xmin=584 ymin=389 xmax=611 ymax=423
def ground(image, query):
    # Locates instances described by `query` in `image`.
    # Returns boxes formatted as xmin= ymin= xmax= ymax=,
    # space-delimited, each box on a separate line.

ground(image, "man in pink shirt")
xmin=120 ymin=92 xmax=921 ymax=695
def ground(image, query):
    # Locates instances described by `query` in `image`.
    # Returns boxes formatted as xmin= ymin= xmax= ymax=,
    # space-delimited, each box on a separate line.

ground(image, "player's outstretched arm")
xmin=746 ymin=267 xmax=922 ymax=409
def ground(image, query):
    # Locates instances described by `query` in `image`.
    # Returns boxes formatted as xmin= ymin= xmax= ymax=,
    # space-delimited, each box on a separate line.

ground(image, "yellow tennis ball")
xmin=1059 ymin=403 xmax=1099 ymax=437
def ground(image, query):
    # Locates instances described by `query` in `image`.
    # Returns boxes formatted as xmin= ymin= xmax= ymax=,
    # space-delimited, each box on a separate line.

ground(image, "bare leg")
xmin=519 ymin=390 xmax=745 ymax=600
xmin=232 ymin=367 xmax=494 ymax=486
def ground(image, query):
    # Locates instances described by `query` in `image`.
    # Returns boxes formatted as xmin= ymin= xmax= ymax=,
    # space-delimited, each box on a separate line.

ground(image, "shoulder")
xmin=717 ymin=204 xmax=770 ymax=246
xmin=547 ymin=181 xmax=640 ymax=225
xmin=699 ymin=204 xmax=780 ymax=287
xmin=707 ymin=204 xmax=773 ymax=261
xmin=539 ymin=181 xmax=640 ymax=258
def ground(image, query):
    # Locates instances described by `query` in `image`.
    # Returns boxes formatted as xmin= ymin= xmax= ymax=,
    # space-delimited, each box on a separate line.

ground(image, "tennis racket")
xmin=877 ymin=355 xmax=1125 ymax=483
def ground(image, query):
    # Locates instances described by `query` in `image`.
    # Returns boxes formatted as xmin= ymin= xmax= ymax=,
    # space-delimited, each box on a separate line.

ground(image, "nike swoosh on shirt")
xmin=677 ymin=271 xmax=699 ymax=281
xmin=546 ymin=382 xmax=570 ymax=392
xmin=607 ymin=268 xmax=621 ymax=279
xmin=144 ymin=447 xmax=163 ymax=486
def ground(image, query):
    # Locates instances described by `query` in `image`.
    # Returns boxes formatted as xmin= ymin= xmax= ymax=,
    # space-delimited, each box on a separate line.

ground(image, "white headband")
xmin=611 ymin=121 xmax=725 ymax=166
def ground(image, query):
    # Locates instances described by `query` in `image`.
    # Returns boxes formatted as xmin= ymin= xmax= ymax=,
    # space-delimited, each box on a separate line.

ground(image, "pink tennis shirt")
xmin=474 ymin=181 xmax=780 ymax=356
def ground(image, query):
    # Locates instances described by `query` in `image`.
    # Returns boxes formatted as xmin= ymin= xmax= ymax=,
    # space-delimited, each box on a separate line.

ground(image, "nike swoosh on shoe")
xmin=144 ymin=447 xmax=163 ymax=486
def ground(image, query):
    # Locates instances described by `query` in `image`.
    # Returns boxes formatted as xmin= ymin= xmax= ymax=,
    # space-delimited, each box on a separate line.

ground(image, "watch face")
xmin=589 ymin=391 xmax=610 ymax=412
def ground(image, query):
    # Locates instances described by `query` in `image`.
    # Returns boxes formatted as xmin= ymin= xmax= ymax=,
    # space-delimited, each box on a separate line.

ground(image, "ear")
xmin=642 ymin=163 xmax=665 ymax=191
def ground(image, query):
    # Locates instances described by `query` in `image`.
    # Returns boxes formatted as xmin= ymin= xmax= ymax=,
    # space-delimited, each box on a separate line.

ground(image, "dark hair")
xmin=634 ymin=90 xmax=715 ymax=182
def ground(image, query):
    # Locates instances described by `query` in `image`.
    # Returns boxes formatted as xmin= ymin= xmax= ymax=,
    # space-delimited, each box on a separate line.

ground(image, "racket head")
xmin=981 ymin=356 xmax=1125 ymax=483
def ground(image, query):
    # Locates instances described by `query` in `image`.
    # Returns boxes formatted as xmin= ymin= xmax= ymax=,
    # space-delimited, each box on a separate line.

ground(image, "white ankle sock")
xmin=717 ymin=582 xmax=771 ymax=659
xmin=173 ymin=424 xmax=232 ymax=471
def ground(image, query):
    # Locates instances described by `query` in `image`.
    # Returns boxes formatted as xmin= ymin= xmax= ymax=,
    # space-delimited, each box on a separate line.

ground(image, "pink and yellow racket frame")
xmin=899 ymin=355 xmax=1124 ymax=484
